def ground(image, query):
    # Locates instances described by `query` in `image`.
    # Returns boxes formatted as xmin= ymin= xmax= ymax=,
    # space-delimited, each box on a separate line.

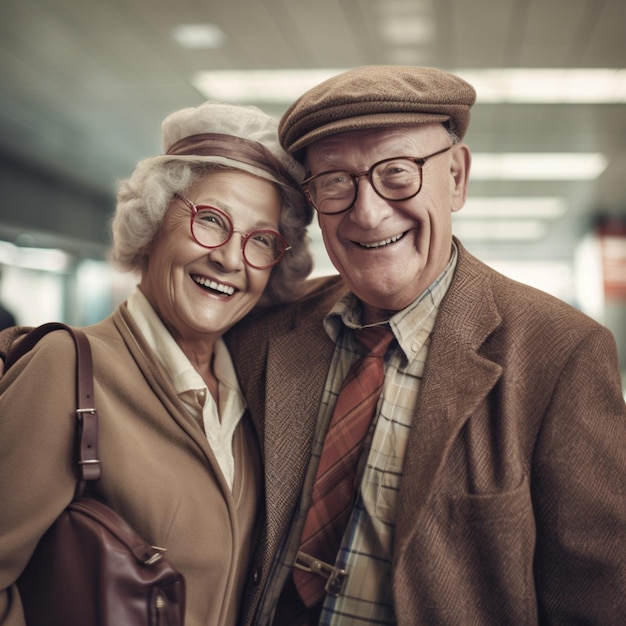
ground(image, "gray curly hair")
xmin=109 ymin=101 xmax=314 ymax=306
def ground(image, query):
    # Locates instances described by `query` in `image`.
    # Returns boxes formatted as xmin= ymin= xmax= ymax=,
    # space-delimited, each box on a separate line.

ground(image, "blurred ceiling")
xmin=0 ymin=0 xmax=625 ymax=276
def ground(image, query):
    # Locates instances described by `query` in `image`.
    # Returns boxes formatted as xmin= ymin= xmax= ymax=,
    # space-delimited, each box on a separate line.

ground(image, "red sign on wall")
xmin=598 ymin=219 xmax=626 ymax=300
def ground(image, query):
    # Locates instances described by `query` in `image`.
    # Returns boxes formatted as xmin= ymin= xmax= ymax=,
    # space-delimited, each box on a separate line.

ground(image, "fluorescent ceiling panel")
xmin=0 ymin=241 xmax=71 ymax=272
xmin=172 ymin=24 xmax=225 ymax=49
xmin=192 ymin=69 xmax=340 ymax=103
xmin=457 ymin=69 xmax=626 ymax=103
xmin=458 ymin=197 xmax=568 ymax=218
xmin=453 ymin=220 xmax=547 ymax=241
xmin=379 ymin=16 xmax=434 ymax=44
xmin=191 ymin=68 xmax=626 ymax=104
xmin=470 ymin=153 xmax=607 ymax=180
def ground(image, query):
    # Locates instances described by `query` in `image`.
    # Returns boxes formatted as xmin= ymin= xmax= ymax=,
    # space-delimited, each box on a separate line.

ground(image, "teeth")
xmin=192 ymin=275 xmax=235 ymax=296
xmin=359 ymin=233 xmax=403 ymax=249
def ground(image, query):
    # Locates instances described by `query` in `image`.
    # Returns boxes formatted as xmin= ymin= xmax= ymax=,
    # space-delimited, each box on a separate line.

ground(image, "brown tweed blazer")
xmin=227 ymin=240 xmax=626 ymax=625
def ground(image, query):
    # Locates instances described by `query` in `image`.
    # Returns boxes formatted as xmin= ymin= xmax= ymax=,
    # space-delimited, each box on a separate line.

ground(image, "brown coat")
xmin=227 ymin=241 xmax=626 ymax=625
xmin=0 ymin=306 xmax=262 ymax=626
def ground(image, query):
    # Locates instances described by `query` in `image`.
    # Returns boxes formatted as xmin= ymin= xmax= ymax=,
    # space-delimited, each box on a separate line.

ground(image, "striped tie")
xmin=293 ymin=326 xmax=394 ymax=608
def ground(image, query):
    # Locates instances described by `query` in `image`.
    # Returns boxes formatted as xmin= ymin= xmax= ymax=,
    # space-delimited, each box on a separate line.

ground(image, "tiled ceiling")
xmin=0 ymin=0 xmax=625 ymax=274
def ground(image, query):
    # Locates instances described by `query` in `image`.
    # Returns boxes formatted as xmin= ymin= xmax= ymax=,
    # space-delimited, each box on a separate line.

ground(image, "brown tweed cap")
xmin=278 ymin=65 xmax=477 ymax=158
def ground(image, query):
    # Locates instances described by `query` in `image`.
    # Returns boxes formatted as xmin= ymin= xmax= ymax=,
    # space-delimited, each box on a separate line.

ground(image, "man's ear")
xmin=450 ymin=143 xmax=471 ymax=213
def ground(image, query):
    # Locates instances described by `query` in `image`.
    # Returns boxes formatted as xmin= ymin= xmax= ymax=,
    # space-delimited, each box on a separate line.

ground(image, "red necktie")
xmin=293 ymin=326 xmax=394 ymax=608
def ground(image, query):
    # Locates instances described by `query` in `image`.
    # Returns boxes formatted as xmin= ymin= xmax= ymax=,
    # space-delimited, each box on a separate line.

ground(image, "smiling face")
xmin=308 ymin=124 xmax=471 ymax=323
xmin=139 ymin=169 xmax=282 ymax=353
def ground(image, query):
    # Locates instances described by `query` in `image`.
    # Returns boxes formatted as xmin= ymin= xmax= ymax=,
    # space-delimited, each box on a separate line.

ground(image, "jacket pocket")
xmin=449 ymin=473 xmax=532 ymax=527
xmin=445 ymin=475 xmax=538 ymax=623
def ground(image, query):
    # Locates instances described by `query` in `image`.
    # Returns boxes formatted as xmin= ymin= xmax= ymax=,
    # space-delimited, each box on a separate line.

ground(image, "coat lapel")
xmin=395 ymin=248 xmax=504 ymax=547
xmin=262 ymin=301 xmax=336 ymax=545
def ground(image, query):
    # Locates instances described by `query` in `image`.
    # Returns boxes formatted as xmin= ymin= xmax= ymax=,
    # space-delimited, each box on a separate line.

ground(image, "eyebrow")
xmin=196 ymin=199 xmax=280 ymax=231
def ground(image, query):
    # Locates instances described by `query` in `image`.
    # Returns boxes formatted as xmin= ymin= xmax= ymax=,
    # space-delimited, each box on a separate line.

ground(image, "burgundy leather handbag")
xmin=6 ymin=323 xmax=185 ymax=626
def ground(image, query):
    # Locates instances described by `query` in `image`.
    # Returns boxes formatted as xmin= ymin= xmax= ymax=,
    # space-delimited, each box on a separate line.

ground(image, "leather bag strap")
xmin=5 ymin=322 xmax=101 ymax=483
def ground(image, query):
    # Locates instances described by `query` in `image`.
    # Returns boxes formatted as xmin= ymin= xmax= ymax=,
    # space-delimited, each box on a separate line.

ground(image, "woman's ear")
xmin=450 ymin=143 xmax=471 ymax=213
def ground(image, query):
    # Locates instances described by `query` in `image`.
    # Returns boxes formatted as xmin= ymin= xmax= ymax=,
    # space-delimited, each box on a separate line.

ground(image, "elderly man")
xmin=228 ymin=66 xmax=626 ymax=625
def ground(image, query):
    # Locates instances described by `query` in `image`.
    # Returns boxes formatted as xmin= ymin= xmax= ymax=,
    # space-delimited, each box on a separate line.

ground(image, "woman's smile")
xmin=191 ymin=273 xmax=236 ymax=297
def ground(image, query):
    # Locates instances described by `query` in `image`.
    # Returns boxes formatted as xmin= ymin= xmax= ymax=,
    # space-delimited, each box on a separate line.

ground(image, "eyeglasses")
xmin=302 ymin=145 xmax=452 ymax=215
xmin=174 ymin=193 xmax=291 ymax=270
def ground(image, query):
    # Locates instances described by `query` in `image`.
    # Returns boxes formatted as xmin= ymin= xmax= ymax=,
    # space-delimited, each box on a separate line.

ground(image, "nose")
xmin=208 ymin=234 xmax=244 ymax=271
xmin=348 ymin=177 xmax=393 ymax=229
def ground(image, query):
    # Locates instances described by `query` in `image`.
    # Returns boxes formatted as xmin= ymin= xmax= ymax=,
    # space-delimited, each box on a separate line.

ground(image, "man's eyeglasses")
xmin=175 ymin=193 xmax=291 ymax=270
xmin=302 ymin=145 xmax=452 ymax=215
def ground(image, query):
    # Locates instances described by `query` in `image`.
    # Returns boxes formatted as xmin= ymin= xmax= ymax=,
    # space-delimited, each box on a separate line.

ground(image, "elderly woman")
xmin=0 ymin=101 xmax=313 ymax=626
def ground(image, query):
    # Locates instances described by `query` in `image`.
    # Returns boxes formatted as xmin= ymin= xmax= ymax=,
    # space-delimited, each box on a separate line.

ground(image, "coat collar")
xmin=261 ymin=276 xmax=343 ymax=535
xmin=395 ymin=241 xmax=503 ymax=544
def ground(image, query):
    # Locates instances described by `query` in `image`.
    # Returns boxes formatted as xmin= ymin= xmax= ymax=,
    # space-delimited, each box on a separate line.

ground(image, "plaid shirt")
xmin=256 ymin=247 xmax=457 ymax=624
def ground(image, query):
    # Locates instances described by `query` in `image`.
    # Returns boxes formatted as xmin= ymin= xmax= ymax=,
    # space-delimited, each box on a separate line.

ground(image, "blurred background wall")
xmin=0 ymin=0 xmax=625 ymax=392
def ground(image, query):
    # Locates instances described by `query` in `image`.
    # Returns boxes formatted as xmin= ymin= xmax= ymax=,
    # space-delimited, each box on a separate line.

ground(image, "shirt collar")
xmin=126 ymin=289 xmax=244 ymax=406
xmin=127 ymin=288 xmax=205 ymax=394
xmin=324 ymin=243 xmax=458 ymax=360
xmin=126 ymin=288 xmax=246 ymax=490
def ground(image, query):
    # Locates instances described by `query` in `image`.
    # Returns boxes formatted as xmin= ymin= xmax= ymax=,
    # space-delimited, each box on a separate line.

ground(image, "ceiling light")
xmin=172 ymin=24 xmax=225 ymax=49
xmin=192 ymin=69 xmax=339 ymax=103
xmin=457 ymin=69 xmax=626 ymax=103
xmin=379 ymin=16 xmax=434 ymax=45
xmin=470 ymin=153 xmax=608 ymax=180
xmin=457 ymin=197 xmax=568 ymax=218
xmin=453 ymin=220 xmax=547 ymax=241
xmin=190 ymin=68 xmax=626 ymax=104
xmin=0 ymin=240 xmax=71 ymax=272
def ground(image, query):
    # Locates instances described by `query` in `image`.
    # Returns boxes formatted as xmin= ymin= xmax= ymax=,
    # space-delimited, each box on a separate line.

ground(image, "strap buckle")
xmin=294 ymin=551 xmax=348 ymax=597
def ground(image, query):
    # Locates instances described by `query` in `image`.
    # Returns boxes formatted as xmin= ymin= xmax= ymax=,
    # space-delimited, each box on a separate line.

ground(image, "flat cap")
xmin=279 ymin=65 xmax=477 ymax=157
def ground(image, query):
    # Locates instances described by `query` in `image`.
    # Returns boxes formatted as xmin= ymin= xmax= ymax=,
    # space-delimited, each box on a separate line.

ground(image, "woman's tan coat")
xmin=0 ymin=305 xmax=262 ymax=626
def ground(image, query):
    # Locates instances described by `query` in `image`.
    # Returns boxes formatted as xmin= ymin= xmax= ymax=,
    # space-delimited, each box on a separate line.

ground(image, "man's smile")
xmin=356 ymin=232 xmax=406 ymax=249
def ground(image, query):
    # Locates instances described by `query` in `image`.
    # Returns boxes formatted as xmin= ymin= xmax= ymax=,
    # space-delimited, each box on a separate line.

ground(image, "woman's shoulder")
xmin=1 ymin=315 xmax=123 ymax=382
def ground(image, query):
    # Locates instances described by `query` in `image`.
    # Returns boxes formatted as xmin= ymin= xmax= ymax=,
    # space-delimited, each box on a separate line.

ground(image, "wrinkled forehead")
xmin=305 ymin=123 xmax=449 ymax=169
